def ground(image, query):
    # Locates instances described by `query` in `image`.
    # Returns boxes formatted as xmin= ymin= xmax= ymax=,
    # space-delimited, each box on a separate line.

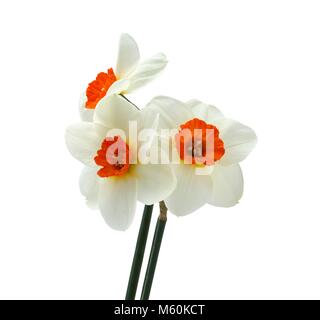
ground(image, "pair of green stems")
xmin=120 ymin=94 xmax=167 ymax=299
xmin=125 ymin=201 xmax=167 ymax=300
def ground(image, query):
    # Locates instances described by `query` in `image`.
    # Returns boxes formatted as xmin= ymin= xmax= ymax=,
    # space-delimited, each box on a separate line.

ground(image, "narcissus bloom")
xmin=79 ymin=33 xmax=168 ymax=121
xmin=66 ymin=95 xmax=176 ymax=230
xmin=144 ymin=97 xmax=257 ymax=216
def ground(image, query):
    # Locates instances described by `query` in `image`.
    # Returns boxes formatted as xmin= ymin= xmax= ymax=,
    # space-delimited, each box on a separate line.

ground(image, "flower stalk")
xmin=140 ymin=201 xmax=167 ymax=300
xmin=125 ymin=204 xmax=153 ymax=300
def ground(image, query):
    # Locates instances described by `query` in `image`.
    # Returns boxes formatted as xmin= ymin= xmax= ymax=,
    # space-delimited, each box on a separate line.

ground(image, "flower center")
xmin=85 ymin=68 xmax=117 ymax=109
xmin=94 ymin=136 xmax=130 ymax=178
xmin=175 ymin=118 xmax=225 ymax=165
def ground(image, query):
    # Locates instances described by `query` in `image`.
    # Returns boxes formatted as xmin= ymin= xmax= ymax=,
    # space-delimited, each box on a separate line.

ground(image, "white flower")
xmin=66 ymin=95 xmax=176 ymax=231
xmin=143 ymin=97 xmax=257 ymax=216
xmin=80 ymin=34 xmax=168 ymax=122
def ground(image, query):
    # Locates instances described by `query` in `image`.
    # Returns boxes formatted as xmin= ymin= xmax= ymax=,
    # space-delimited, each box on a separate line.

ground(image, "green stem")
xmin=140 ymin=201 xmax=167 ymax=300
xmin=121 ymin=94 xmax=151 ymax=300
xmin=120 ymin=94 xmax=140 ymax=110
xmin=125 ymin=204 xmax=153 ymax=300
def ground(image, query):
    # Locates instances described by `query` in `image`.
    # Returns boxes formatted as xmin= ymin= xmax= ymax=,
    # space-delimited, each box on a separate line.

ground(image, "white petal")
xmin=144 ymin=96 xmax=193 ymax=130
xmin=135 ymin=164 xmax=176 ymax=205
xmin=126 ymin=53 xmax=168 ymax=92
xmin=106 ymin=79 xmax=130 ymax=96
xmin=116 ymin=33 xmax=140 ymax=79
xmin=94 ymin=95 xmax=139 ymax=136
xmin=186 ymin=100 xmax=224 ymax=123
xmin=135 ymin=110 xmax=160 ymax=151
xmin=208 ymin=164 xmax=243 ymax=207
xmin=165 ymin=165 xmax=212 ymax=216
xmin=216 ymin=118 xmax=257 ymax=165
xmin=98 ymin=176 xmax=137 ymax=231
xmin=65 ymin=122 xmax=106 ymax=166
xmin=79 ymin=167 xmax=99 ymax=209
xmin=79 ymin=92 xmax=94 ymax=122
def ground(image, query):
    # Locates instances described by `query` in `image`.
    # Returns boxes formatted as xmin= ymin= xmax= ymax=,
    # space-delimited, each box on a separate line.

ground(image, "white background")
xmin=0 ymin=0 xmax=320 ymax=300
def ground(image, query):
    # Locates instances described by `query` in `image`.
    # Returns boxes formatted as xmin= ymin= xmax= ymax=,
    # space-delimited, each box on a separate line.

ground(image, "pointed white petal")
xmin=126 ymin=53 xmax=168 ymax=92
xmin=135 ymin=163 xmax=176 ymax=205
xmin=116 ymin=33 xmax=140 ymax=78
xmin=79 ymin=167 xmax=99 ymax=209
xmin=106 ymin=79 xmax=130 ymax=96
xmin=216 ymin=118 xmax=257 ymax=165
xmin=144 ymin=96 xmax=193 ymax=130
xmin=186 ymin=100 xmax=224 ymax=123
xmin=165 ymin=165 xmax=212 ymax=216
xmin=135 ymin=111 xmax=160 ymax=152
xmin=208 ymin=164 xmax=243 ymax=207
xmin=94 ymin=95 xmax=139 ymax=136
xmin=65 ymin=122 xmax=106 ymax=166
xmin=98 ymin=176 xmax=137 ymax=231
xmin=79 ymin=92 xmax=94 ymax=122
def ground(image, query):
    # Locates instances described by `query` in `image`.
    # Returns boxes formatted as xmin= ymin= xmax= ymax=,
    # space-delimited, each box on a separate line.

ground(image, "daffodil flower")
xmin=79 ymin=34 xmax=168 ymax=122
xmin=144 ymin=97 xmax=257 ymax=216
xmin=66 ymin=95 xmax=176 ymax=230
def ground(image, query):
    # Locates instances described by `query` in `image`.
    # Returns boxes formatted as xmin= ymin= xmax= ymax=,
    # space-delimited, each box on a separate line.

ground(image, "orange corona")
xmin=85 ymin=68 xmax=117 ymax=109
xmin=175 ymin=118 xmax=225 ymax=165
xmin=94 ymin=136 xmax=130 ymax=178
